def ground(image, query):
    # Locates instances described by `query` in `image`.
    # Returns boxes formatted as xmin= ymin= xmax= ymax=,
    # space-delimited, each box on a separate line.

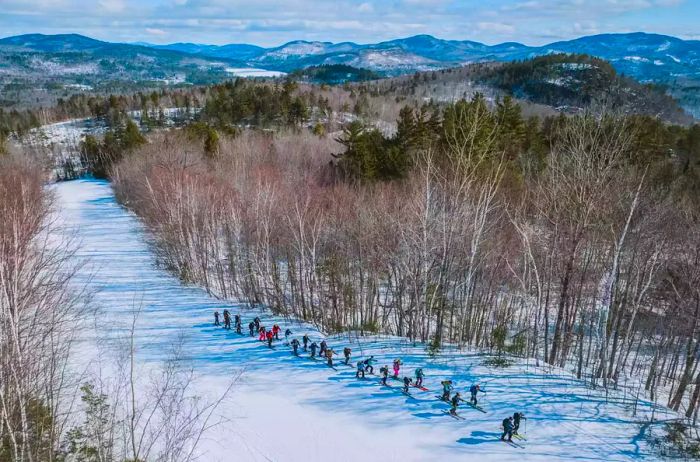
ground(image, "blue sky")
xmin=0 ymin=0 xmax=698 ymax=46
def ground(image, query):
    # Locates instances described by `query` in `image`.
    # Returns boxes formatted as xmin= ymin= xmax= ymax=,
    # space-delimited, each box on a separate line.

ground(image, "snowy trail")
xmin=54 ymin=178 xmax=663 ymax=461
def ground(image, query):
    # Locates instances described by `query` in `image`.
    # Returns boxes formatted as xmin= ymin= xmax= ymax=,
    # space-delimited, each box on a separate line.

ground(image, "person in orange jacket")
xmin=272 ymin=324 xmax=281 ymax=340
xmin=266 ymin=330 xmax=274 ymax=348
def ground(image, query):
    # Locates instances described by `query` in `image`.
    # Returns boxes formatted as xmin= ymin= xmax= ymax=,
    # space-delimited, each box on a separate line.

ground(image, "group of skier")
xmin=213 ymin=310 xmax=528 ymax=445
xmin=214 ymin=309 xmax=243 ymax=334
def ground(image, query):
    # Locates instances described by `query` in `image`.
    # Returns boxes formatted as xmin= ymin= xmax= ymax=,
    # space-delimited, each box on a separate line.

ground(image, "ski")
xmin=412 ymin=384 xmax=429 ymax=392
xmin=513 ymin=434 xmax=526 ymax=441
xmin=442 ymin=410 xmax=465 ymax=420
xmin=466 ymin=403 xmax=487 ymax=413
xmin=435 ymin=395 xmax=449 ymax=402
xmin=503 ymin=440 xmax=524 ymax=449
xmin=401 ymin=390 xmax=413 ymax=397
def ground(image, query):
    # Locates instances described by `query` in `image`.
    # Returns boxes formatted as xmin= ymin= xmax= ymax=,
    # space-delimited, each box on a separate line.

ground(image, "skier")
xmin=290 ymin=338 xmax=300 ymax=355
xmin=450 ymin=392 xmax=463 ymax=416
xmin=363 ymin=356 xmax=375 ymax=374
xmin=319 ymin=340 xmax=328 ymax=358
xmin=310 ymin=342 xmax=318 ymax=358
xmin=379 ymin=365 xmax=389 ymax=386
xmin=214 ymin=311 xmax=220 ymax=326
xmin=415 ymin=368 xmax=425 ymax=388
xmin=266 ymin=330 xmax=274 ymax=348
xmin=392 ymin=359 xmax=402 ymax=378
xmin=235 ymin=316 xmax=242 ymax=334
xmin=258 ymin=326 xmax=266 ymax=341
xmin=248 ymin=321 xmax=255 ymax=336
xmin=302 ymin=334 xmax=310 ymax=351
xmin=343 ymin=347 xmax=352 ymax=365
xmin=253 ymin=316 xmax=261 ymax=331
xmin=513 ymin=412 xmax=526 ymax=435
xmin=272 ymin=324 xmax=281 ymax=340
xmin=403 ymin=376 xmax=413 ymax=394
xmin=325 ymin=348 xmax=336 ymax=367
xmin=285 ymin=328 xmax=292 ymax=342
xmin=356 ymin=361 xmax=365 ymax=379
xmin=223 ymin=310 xmax=231 ymax=330
xmin=234 ymin=314 xmax=241 ymax=326
xmin=501 ymin=416 xmax=514 ymax=442
xmin=469 ymin=384 xmax=483 ymax=406
xmin=440 ymin=380 xmax=453 ymax=401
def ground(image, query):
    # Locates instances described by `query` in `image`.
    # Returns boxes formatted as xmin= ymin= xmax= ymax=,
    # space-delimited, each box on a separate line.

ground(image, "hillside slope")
xmin=0 ymin=33 xmax=244 ymax=106
xmin=472 ymin=54 xmax=691 ymax=123
xmin=55 ymin=178 xmax=674 ymax=462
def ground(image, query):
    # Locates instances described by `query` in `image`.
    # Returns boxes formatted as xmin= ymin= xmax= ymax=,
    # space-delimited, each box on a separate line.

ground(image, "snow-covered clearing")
xmin=55 ymin=178 xmax=669 ymax=461
xmin=225 ymin=67 xmax=287 ymax=78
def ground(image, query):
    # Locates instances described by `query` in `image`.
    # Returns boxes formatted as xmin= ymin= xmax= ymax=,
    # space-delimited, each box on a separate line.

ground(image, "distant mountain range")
xmin=141 ymin=32 xmax=700 ymax=83
xmin=3 ymin=32 xmax=700 ymax=81
xmin=1 ymin=32 xmax=699 ymax=116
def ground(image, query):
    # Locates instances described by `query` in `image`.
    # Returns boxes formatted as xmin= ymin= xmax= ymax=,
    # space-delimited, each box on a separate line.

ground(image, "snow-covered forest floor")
xmin=54 ymin=178 xmax=671 ymax=461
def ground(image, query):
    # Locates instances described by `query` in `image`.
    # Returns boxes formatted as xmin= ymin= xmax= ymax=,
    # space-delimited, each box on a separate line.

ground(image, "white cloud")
xmin=573 ymin=21 xmax=599 ymax=35
xmin=145 ymin=27 xmax=167 ymax=35
xmin=477 ymin=22 xmax=516 ymax=34
xmin=358 ymin=2 xmax=374 ymax=13
xmin=98 ymin=0 xmax=126 ymax=13
xmin=0 ymin=0 xmax=695 ymax=47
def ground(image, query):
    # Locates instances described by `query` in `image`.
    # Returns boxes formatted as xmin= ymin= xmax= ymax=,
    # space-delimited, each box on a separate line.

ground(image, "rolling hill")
xmin=1 ymin=32 xmax=699 ymax=117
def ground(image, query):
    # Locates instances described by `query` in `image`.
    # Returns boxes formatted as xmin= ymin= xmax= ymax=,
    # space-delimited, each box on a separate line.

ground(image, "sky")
xmin=0 ymin=0 xmax=698 ymax=47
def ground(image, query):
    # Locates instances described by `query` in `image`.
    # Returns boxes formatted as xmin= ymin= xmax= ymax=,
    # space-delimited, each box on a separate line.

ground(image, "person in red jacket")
xmin=258 ymin=326 xmax=266 ymax=341
xmin=272 ymin=324 xmax=281 ymax=340
xmin=266 ymin=330 xmax=274 ymax=348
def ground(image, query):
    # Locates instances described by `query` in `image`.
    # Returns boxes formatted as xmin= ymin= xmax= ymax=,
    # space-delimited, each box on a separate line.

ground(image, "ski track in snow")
xmin=54 ymin=178 xmax=667 ymax=461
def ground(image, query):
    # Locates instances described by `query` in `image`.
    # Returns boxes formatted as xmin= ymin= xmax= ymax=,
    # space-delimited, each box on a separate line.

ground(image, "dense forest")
xmin=291 ymin=65 xmax=382 ymax=84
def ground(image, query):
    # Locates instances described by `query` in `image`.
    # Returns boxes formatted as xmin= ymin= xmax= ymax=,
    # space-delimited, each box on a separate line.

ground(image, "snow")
xmin=266 ymin=42 xmax=328 ymax=58
xmin=667 ymin=54 xmax=681 ymax=63
xmin=52 ymin=177 xmax=673 ymax=461
xmin=350 ymin=50 xmax=435 ymax=72
xmin=225 ymin=67 xmax=287 ymax=78
xmin=559 ymin=63 xmax=594 ymax=71
xmin=29 ymin=56 xmax=99 ymax=75
xmin=545 ymin=77 xmax=575 ymax=87
xmin=64 ymin=83 xmax=94 ymax=91
xmin=623 ymin=56 xmax=650 ymax=63
xmin=150 ymin=74 xmax=187 ymax=84
xmin=657 ymin=41 xmax=671 ymax=52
